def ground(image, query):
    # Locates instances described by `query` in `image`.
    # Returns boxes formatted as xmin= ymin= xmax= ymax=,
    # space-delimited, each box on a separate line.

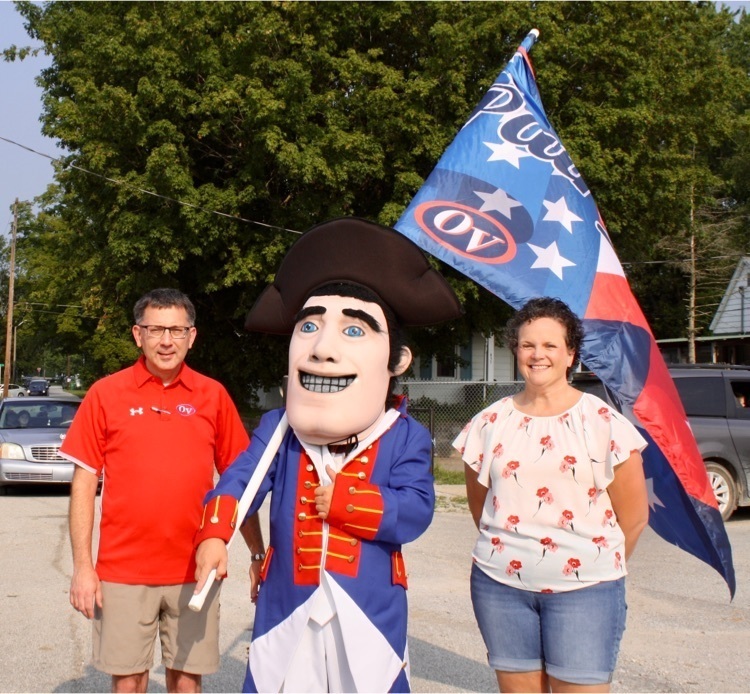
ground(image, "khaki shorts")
xmin=92 ymin=581 xmax=221 ymax=676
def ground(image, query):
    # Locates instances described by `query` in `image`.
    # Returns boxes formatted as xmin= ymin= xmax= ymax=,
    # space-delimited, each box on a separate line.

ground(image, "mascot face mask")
xmin=287 ymin=294 xmax=411 ymax=445
xmin=244 ymin=217 xmax=463 ymax=444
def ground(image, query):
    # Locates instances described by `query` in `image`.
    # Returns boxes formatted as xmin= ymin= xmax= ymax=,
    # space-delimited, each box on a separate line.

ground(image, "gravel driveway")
xmin=0 ymin=485 xmax=747 ymax=693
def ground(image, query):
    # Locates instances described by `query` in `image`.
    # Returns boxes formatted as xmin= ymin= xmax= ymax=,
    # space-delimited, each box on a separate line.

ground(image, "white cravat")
xmin=299 ymin=408 xmax=400 ymax=626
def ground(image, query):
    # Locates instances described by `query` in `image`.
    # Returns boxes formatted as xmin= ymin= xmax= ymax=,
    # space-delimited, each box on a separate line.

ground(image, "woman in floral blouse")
xmin=454 ymin=297 xmax=649 ymax=693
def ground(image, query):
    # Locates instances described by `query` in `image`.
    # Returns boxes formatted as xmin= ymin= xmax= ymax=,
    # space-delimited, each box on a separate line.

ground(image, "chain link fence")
xmin=253 ymin=379 xmax=525 ymax=469
xmin=397 ymin=380 xmax=524 ymax=466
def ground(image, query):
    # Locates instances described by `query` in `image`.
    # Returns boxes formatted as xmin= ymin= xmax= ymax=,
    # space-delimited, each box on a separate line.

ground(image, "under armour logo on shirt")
xmin=130 ymin=407 xmax=144 ymax=416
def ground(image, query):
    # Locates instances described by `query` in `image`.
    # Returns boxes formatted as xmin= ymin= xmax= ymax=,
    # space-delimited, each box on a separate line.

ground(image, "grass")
xmin=433 ymin=464 xmax=465 ymax=485
xmin=435 ymin=494 xmax=469 ymax=510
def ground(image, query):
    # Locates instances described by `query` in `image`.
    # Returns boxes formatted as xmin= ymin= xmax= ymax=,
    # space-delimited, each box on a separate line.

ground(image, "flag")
xmin=395 ymin=29 xmax=735 ymax=596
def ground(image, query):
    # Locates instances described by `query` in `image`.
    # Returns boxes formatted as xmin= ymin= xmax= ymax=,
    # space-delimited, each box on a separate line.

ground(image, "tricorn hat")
xmin=245 ymin=217 xmax=463 ymax=334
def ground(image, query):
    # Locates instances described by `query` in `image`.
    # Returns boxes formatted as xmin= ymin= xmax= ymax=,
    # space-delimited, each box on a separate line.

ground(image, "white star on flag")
xmin=475 ymin=188 xmax=522 ymax=219
xmin=645 ymin=477 xmax=666 ymax=511
xmin=528 ymin=241 xmax=576 ymax=280
xmin=542 ymin=196 xmax=583 ymax=233
xmin=484 ymin=140 xmax=530 ymax=168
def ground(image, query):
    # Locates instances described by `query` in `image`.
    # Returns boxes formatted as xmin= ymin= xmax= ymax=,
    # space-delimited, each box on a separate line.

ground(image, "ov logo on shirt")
xmin=177 ymin=404 xmax=196 ymax=417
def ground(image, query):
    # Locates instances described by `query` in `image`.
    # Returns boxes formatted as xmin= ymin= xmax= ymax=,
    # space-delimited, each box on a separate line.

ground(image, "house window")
xmin=416 ymin=343 xmax=472 ymax=380
xmin=436 ymin=357 xmax=456 ymax=379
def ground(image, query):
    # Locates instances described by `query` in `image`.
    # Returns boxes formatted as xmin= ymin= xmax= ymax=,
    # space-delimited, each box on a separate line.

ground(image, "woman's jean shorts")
xmin=470 ymin=563 xmax=627 ymax=685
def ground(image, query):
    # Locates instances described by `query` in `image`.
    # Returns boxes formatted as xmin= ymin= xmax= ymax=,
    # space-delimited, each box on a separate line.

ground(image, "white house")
xmin=658 ymin=256 xmax=750 ymax=364
xmin=255 ymin=333 xmax=517 ymax=409
xmin=710 ymin=256 xmax=750 ymax=335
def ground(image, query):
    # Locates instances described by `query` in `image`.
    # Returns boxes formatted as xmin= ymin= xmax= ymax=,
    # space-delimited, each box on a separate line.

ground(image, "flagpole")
xmin=523 ymin=28 xmax=540 ymax=51
xmin=189 ymin=413 xmax=289 ymax=611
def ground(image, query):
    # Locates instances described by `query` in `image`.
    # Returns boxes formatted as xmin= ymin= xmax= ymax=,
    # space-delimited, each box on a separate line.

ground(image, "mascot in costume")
xmin=194 ymin=218 xmax=461 ymax=692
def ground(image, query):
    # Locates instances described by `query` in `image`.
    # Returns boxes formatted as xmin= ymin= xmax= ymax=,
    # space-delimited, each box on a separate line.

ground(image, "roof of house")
xmin=709 ymin=256 xmax=750 ymax=335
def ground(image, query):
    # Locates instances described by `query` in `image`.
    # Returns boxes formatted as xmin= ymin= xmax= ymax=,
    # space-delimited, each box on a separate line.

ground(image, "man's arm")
xmin=239 ymin=514 xmax=265 ymax=603
xmin=68 ymin=466 xmax=102 ymax=619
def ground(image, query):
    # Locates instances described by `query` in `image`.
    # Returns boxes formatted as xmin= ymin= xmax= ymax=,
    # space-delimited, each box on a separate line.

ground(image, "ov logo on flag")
xmin=414 ymin=201 xmax=516 ymax=264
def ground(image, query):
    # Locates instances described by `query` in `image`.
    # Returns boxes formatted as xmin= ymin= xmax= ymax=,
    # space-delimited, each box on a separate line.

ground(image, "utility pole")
xmin=687 ymin=184 xmax=697 ymax=364
xmin=3 ymin=199 xmax=17 ymax=398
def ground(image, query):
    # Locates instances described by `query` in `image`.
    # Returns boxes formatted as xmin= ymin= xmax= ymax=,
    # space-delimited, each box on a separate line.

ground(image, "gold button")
xmin=306 ymin=464 xmax=314 ymax=472
xmin=358 ymin=472 xmax=366 ymax=480
xmin=230 ymin=521 xmax=236 ymax=529
xmin=298 ymin=530 xmax=304 ymax=537
xmin=347 ymin=555 xmax=355 ymax=563
xmin=298 ymin=513 xmax=307 ymax=521
xmin=298 ymin=564 xmax=303 ymax=571
xmin=300 ymin=496 xmax=308 ymax=504
xmin=350 ymin=538 xmax=358 ymax=546
xmin=304 ymin=481 xmax=312 ymax=489
xmin=346 ymin=504 xmax=354 ymax=513
xmin=210 ymin=516 xmax=219 ymax=524
xmin=359 ymin=456 xmax=369 ymax=464
xmin=348 ymin=486 xmax=356 ymax=494
xmin=296 ymin=547 xmax=301 ymax=554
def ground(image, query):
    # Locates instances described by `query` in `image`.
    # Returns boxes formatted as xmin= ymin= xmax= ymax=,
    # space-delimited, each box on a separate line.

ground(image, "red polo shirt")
xmin=61 ymin=357 xmax=250 ymax=585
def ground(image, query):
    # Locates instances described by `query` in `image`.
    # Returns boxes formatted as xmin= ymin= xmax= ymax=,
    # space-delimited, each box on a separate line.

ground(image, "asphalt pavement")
xmin=0 ymin=485 xmax=748 ymax=693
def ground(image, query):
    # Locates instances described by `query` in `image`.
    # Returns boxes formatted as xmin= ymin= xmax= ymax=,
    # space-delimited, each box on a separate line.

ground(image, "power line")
xmin=0 ymin=134 xmax=302 ymax=236
xmin=4 ymin=134 xmax=750 ymax=266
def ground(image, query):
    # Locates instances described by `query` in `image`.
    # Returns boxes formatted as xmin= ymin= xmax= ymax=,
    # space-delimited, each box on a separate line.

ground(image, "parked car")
xmin=667 ymin=365 xmax=750 ymax=521
xmin=0 ymin=396 xmax=82 ymax=493
xmin=26 ymin=379 xmax=49 ymax=396
xmin=573 ymin=365 xmax=750 ymax=521
xmin=2 ymin=384 xmax=26 ymax=398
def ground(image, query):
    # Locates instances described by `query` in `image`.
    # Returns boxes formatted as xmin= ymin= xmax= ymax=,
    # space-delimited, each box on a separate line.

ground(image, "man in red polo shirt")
xmin=62 ymin=288 xmax=252 ymax=693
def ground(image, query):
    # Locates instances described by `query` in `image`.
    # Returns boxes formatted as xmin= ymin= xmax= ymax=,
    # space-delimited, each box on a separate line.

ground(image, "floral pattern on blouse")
xmin=453 ymin=393 xmax=647 ymax=593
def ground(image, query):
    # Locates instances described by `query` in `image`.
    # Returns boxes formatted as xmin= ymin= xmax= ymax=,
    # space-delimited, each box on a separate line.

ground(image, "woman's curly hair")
xmin=503 ymin=297 xmax=584 ymax=375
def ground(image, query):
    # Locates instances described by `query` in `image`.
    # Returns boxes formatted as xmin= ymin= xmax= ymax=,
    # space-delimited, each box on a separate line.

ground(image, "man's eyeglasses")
xmin=138 ymin=325 xmax=193 ymax=339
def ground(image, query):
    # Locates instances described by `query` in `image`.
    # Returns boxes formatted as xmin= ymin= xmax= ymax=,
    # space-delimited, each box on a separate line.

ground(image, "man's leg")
xmin=160 ymin=583 xmax=221 ymax=691
xmin=165 ymin=669 xmax=201 ymax=693
xmin=94 ymin=583 xmax=159 ymax=687
xmin=111 ymin=672 xmax=149 ymax=693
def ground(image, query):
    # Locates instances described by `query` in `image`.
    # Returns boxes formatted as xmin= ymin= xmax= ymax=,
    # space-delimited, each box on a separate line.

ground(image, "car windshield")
xmin=0 ymin=401 xmax=80 ymax=429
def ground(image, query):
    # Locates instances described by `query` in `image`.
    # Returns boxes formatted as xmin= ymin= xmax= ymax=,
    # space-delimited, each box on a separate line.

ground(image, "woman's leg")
xmin=496 ymin=669 xmax=549 ymax=693
xmin=540 ymin=579 xmax=626 ymax=691
xmin=548 ymin=675 xmax=609 ymax=693
xmin=471 ymin=565 xmax=545 ymax=692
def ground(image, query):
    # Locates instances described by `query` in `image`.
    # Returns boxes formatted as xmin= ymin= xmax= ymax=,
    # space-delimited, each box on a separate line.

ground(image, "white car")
xmin=3 ymin=384 xmax=25 ymax=398
xmin=0 ymin=396 xmax=83 ymax=491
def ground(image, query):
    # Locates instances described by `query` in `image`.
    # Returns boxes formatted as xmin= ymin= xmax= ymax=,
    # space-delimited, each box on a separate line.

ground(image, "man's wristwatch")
xmin=251 ymin=552 xmax=266 ymax=562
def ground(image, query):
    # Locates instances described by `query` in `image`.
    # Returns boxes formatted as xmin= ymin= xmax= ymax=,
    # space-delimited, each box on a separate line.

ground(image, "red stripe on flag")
xmin=584 ymin=271 xmax=651 ymax=333
xmin=633 ymin=340 xmax=717 ymax=508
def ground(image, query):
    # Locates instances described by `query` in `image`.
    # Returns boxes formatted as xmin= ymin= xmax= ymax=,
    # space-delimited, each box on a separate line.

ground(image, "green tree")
xmin=4 ymin=1 xmax=750 ymax=395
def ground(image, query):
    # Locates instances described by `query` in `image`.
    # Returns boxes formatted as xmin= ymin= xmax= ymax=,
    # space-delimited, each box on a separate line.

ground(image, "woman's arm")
xmin=465 ymin=463 xmax=489 ymax=530
xmin=607 ymin=451 xmax=649 ymax=560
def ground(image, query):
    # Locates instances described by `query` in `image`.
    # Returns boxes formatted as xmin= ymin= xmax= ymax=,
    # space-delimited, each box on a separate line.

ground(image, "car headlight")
xmin=0 ymin=442 xmax=26 ymax=459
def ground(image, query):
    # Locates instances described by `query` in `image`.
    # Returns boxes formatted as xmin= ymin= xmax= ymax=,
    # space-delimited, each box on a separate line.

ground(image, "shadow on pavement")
xmin=53 ymin=666 xmax=115 ymax=693
xmin=409 ymin=635 xmax=495 ymax=692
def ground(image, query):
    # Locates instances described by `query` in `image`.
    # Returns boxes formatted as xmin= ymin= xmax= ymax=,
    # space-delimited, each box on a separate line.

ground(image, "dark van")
xmin=573 ymin=366 xmax=750 ymax=521
xmin=27 ymin=379 xmax=49 ymax=396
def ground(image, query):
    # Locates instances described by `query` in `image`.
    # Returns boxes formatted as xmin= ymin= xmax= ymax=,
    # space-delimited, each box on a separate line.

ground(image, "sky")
xmin=1 ymin=0 xmax=750 ymax=243
xmin=0 ymin=1 xmax=56 ymax=239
